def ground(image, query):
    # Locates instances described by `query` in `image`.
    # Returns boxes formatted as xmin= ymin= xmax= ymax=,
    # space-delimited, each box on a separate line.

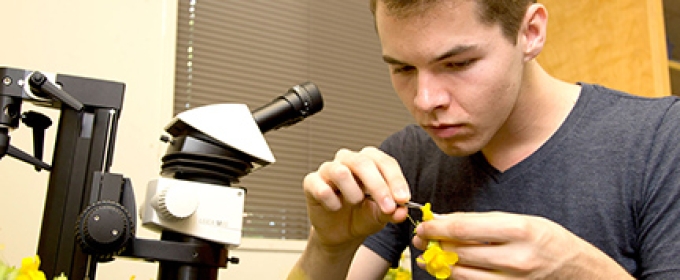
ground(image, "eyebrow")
xmin=382 ymin=44 xmax=477 ymax=66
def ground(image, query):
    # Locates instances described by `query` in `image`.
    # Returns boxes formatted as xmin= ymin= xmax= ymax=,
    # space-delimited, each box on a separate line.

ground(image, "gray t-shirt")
xmin=363 ymin=83 xmax=680 ymax=279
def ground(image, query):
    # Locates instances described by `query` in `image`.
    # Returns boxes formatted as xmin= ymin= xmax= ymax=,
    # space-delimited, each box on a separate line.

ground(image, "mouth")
xmin=422 ymin=124 xmax=463 ymax=139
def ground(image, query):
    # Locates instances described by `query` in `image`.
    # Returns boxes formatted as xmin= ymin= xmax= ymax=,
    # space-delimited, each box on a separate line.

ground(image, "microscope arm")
xmin=28 ymin=71 xmax=84 ymax=111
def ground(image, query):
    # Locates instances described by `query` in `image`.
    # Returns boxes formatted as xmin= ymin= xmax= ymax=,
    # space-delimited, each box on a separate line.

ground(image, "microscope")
xmin=0 ymin=66 xmax=323 ymax=279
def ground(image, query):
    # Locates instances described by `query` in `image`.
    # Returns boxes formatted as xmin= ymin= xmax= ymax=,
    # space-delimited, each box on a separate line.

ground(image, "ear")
xmin=519 ymin=4 xmax=548 ymax=61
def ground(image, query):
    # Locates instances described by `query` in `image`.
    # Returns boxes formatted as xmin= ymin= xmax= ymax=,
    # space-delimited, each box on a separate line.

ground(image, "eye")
xmin=392 ymin=65 xmax=415 ymax=74
xmin=445 ymin=59 xmax=476 ymax=70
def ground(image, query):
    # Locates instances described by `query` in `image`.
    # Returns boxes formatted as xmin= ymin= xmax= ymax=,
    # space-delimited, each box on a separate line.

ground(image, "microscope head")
xmin=160 ymin=81 xmax=324 ymax=184
xmin=165 ymin=103 xmax=276 ymax=167
xmin=142 ymin=82 xmax=324 ymax=247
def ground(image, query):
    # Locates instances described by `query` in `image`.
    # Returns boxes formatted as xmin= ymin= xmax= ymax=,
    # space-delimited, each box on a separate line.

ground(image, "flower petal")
xmin=421 ymin=240 xmax=459 ymax=279
xmin=421 ymin=203 xmax=434 ymax=221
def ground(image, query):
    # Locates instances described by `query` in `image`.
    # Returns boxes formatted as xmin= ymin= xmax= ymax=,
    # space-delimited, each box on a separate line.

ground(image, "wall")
xmin=0 ymin=0 xmax=167 ymax=278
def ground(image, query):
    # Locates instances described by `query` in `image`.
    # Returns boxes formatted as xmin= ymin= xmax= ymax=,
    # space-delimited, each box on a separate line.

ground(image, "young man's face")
xmin=376 ymin=0 xmax=527 ymax=156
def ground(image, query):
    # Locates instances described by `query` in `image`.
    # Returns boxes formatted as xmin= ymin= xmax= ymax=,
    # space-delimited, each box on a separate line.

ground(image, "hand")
xmin=413 ymin=212 xmax=633 ymax=279
xmin=303 ymin=147 xmax=411 ymax=248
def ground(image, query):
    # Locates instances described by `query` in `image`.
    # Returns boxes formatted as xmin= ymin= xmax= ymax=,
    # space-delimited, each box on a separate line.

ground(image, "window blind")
xmin=174 ymin=0 xmax=413 ymax=240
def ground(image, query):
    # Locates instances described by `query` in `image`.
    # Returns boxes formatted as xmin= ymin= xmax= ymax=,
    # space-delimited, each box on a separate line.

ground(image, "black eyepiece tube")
xmin=251 ymin=82 xmax=324 ymax=133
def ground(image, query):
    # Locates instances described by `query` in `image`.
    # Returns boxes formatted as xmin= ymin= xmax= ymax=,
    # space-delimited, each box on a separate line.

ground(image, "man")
xmin=288 ymin=0 xmax=680 ymax=279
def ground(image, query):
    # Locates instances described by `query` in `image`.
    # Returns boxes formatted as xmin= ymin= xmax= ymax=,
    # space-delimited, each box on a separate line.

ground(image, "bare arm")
xmin=288 ymin=229 xmax=363 ymax=280
xmin=347 ymin=245 xmax=392 ymax=280
xmin=288 ymin=241 xmax=391 ymax=280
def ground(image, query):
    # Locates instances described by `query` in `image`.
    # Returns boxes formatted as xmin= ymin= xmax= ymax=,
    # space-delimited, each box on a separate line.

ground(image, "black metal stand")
xmin=0 ymin=67 xmax=232 ymax=280
xmin=39 ymin=108 xmax=123 ymax=279
xmin=0 ymin=67 xmax=125 ymax=279
xmin=157 ymin=232 xmax=223 ymax=280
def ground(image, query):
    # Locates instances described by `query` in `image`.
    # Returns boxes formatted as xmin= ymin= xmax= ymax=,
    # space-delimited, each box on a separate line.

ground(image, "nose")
xmin=413 ymin=72 xmax=448 ymax=112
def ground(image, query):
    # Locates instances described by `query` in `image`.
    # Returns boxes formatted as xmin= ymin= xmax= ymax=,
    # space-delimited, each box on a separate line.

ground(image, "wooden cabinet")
xmin=665 ymin=0 xmax=680 ymax=95
xmin=670 ymin=61 xmax=680 ymax=96
xmin=537 ymin=0 xmax=671 ymax=98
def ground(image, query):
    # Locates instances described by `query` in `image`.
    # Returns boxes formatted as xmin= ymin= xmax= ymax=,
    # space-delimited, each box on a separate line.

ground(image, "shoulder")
xmin=576 ymin=83 xmax=680 ymax=131
xmin=580 ymin=83 xmax=679 ymax=112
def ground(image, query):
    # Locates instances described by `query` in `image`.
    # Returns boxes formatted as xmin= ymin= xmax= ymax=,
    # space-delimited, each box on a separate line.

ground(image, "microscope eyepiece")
xmin=251 ymin=82 xmax=323 ymax=133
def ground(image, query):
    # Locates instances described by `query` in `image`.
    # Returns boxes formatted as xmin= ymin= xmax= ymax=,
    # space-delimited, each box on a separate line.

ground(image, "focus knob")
xmin=151 ymin=187 xmax=199 ymax=220
xmin=76 ymin=201 xmax=134 ymax=261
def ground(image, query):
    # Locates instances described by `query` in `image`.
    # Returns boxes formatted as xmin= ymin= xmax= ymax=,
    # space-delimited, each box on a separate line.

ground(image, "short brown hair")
xmin=369 ymin=0 xmax=536 ymax=43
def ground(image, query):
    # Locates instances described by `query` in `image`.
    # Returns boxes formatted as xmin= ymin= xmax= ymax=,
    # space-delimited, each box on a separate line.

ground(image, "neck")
xmin=482 ymin=61 xmax=580 ymax=172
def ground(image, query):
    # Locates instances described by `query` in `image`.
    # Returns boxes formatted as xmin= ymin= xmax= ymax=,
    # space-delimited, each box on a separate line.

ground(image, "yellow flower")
xmin=421 ymin=203 xmax=434 ymax=221
xmin=417 ymin=203 xmax=459 ymax=279
xmin=0 ymin=251 xmax=66 ymax=280
xmin=383 ymin=254 xmax=411 ymax=280
xmin=417 ymin=241 xmax=459 ymax=279
xmin=19 ymin=256 xmax=40 ymax=272
xmin=394 ymin=268 xmax=411 ymax=280
xmin=16 ymin=255 xmax=46 ymax=280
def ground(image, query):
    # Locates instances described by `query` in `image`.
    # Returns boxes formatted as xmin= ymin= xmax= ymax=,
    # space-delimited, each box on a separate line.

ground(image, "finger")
xmin=414 ymin=244 xmax=516 ymax=279
xmin=414 ymin=256 xmax=506 ymax=280
xmin=412 ymin=235 xmax=488 ymax=251
xmin=335 ymin=148 xmax=405 ymax=213
xmin=359 ymin=147 xmax=411 ymax=203
xmin=303 ymin=170 xmax=343 ymax=211
xmin=317 ymin=159 xmax=366 ymax=204
xmin=386 ymin=204 xmax=410 ymax=224
xmin=304 ymin=159 xmax=367 ymax=211
xmin=449 ymin=264 xmax=509 ymax=280
xmin=412 ymin=234 xmax=426 ymax=250
xmin=446 ymin=243 xmax=519 ymax=272
xmin=416 ymin=212 xmax=532 ymax=243
xmin=333 ymin=148 xmax=395 ymax=212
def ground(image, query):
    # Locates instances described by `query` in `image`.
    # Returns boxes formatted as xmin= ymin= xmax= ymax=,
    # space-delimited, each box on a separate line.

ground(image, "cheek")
xmin=462 ymin=58 xmax=520 ymax=108
xmin=453 ymin=73 xmax=502 ymax=111
xmin=391 ymin=75 xmax=417 ymax=109
xmin=454 ymin=73 xmax=519 ymax=131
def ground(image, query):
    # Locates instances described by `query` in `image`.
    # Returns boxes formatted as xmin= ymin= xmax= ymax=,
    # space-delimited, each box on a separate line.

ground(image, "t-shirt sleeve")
xmin=363 ymin=221 xmax=411 ymax=268
xmin=637 ymin=100 xmax=680 ymax=279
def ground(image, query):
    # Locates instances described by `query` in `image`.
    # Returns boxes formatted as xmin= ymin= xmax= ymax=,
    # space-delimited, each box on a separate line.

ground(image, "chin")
xmin=434 ymin=140 xmax=480 ymax=157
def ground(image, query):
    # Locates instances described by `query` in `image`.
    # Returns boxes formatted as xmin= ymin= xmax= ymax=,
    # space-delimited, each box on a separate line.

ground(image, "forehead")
xmin=375 ymin=0 xmax=493 ymax=59
xmin=375 ymin=0 xmax=478 ymax=20
xmin=375 ymin=0 xmax=486 ymax=37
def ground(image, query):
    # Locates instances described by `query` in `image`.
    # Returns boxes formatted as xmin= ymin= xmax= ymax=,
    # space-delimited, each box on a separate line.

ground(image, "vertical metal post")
xmin=37 ymin=108 xmax=119 ymax=279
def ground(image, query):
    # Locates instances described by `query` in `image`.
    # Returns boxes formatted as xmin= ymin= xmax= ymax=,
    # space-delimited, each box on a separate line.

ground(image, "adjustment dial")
xmin=151 ymin=187 xmax=199 ymax=220
xmin=76 ymin=201 xmax=134 ymax=260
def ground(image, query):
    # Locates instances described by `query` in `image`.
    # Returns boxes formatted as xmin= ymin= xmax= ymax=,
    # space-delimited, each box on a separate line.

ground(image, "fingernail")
xmin=383 ymin=196 xmax=396 ymax=211
xmin=394 ymin=188 xmax=408 ymax=200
